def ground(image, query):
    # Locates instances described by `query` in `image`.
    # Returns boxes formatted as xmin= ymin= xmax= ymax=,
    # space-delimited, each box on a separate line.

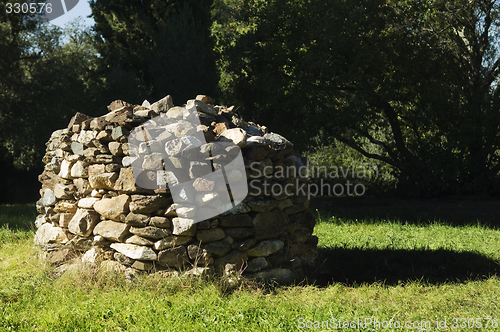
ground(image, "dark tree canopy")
xmin=90 ymin=0 xmax=218 ymax=104
xmin=212 ymin=0 xmax=500 ymax=196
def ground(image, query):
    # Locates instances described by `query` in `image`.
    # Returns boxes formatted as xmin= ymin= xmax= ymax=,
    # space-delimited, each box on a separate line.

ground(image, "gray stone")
xmin=149 ymin=216 xmax=170 ymax=228
xmin=223 ymin=227 xmax=255 ymax=240
xmin=68 ymin=208 xmax=100 ymax=237
xmin=172 ymin=217 xmax=197 ymax=236
xmin=89 ymin=172 xmax=118 ymax=190
xmin=154 ymin=235 xmax=192 ymax=250
xmin=71 ymin=142 xmax=84 ymax=155
xmin=219 ymin=128 xmax=247 ymax=148
xmin=125 ymin=235 xmax=155 ymax=246
xmin=247 ymin=240 xmax=284 ymax=257
xmin=108 ymin=142 xmax=123 ymax=156
xmin=93 ymin=220 xmax=130 ymax=242
xmin=130 ymin=226 xmax=171 ymax=239
xmin=187 ymin=244 xmax=213 ymax=265
xmin=247 ymin=200 xmax=279 ymax=212
xmin=202 ymin=240 xmax=231 ymax=257
xmin=34 ymin=223 xmax=69 ymax=245
xmin=197 ymin=228 xmax=226 ymax=243
xmin=93 ymin=194 xmax=130 ymax=221
xmin=112 ymin=126 xmax=129 ymax=140
xmin=110 ymin=243 xmax=157 ymax=260
xmin=142 ymin=153 xmax=164 ymax=170
xmin=219 ymin=214 xmax=253 ymax=227
xmin=124 ymin=212 xmax=150 ymax=226
xmin=41 ymin=190 xmax=57 ymax=207
xmin=247 ymin=268 xmax=295 ymax=284
xmin=150 ymin=95 xmax=173 ymax=113
xmin=114 ymin=252 xmax=135 ymax=266
xmin=246 ymin=257 xmax=269 ymax=273
xmin=157 ymin=246 xmax=189 ymax=267
xmin=129 ymin=195 xmax=170 ymax=214
xmin=214 ymin=250 xmax=247 ymax=274
xmin=131 ymin=260 xmax=154 ymax=271
xmin=253 ymin=210 xmax=287 ymax=240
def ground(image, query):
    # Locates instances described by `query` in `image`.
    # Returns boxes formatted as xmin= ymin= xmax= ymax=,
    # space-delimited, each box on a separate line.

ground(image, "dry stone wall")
xmin=34 ymin=95 xmax=318 ymax=284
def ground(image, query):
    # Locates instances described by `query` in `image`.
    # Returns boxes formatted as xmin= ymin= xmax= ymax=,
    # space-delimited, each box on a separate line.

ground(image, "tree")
xmin=212 ymin=0 xmax=500 ymax=196
xmin=89 ymin=0 xmax=218 ymax=104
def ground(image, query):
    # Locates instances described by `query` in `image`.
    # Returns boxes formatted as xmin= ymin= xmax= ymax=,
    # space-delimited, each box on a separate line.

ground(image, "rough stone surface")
xmin=34 ymin=95 xmax=317 ymax=285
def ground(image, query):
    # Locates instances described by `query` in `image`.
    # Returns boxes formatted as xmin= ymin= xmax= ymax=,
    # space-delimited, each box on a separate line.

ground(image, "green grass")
xmin=1 ymin=201 xmax=499 ymax=331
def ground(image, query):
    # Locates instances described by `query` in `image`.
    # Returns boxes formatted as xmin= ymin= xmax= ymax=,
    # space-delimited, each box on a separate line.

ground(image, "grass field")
xmin=0 ymin=198 xmax=499 ymax=331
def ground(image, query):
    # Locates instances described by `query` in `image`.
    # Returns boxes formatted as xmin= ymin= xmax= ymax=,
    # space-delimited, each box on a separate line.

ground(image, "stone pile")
xmin=34 ymin=95 xmax=318 ymax=284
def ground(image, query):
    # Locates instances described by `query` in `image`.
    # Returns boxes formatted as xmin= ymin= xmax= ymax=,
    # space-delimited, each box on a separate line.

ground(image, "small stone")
xmin=108 ymin=142 xmax=123 ymax=156
xmin=154 ymin=235 xmax=192 ymax=250
xmin=71 ymin=160 xmax=88 ymax=178
xmin=58 ymin=160 xmax=74 ymax=179
xmin=219 ymin=214 xmax=253 ymax=227
xmin=132 ymin=260 xmax=154 ymax=271
xmin=246 ymin=257 xmax=269 ymax=273
xmin=125 ymin=235 xmax=155 ymax=246
xmin=187 ymin=244 xmax=213 ymax=264
xmin=172 ymin=217 xmax=197 ymax=236
xmin=214 ymin=250 xmax=247 ymax=274
xmin=114 ymin=252 xmax=135 ymax=265
xmin=247 ymin=240 xmax=284 ymax=257
xmin=110 ymin=243 xmax=157 ymax=260
xmin=224 ymin=227 xmax=255 ymax=240
xmin=71 ymin=142 xmax=84 ymax=155
xmin=192 ymin=177 xmax=215 ymax=192
xmin=195 ymin=95 xmax=215 ymax=104
xmin=202 ymin=240 xmax=231 ymax=257
xmin=89 ymin=172 xmax=118 ymax=190
xmin=218 ymin=128 xmax=247 ymax=148
xmin=77 ymin=197 xmax=100 ymax=208
xmin=253 ymin=210 xmax=287 ymax=240
xmin=150 ymin=95 xmax=174 ymax=113
xmin=129 ymin=195 xmax=171 ymax=214
xmin=130 ymin=226 xmax=171 ymax=239
xmin=54 ymin=183 xmax=74 ymax=200
xmin=149 ymin=216 xmax=170 ymax=228
xmin=93 ymin=220 xmax=131 ymax=242
xmin=197 ymin=228 xmax=225 ymax=243
xmin=124 ymin=212 xmax=150 ymax=226
xmin=247 ymin=200 xmax=279 ymax=212
xmin=34 ymin=223 xmax=68 ymax=245
xmin=175 ymin=206 xmax=196 ymax=218
xmin=157 ymin=246 xmax=190 ymax=267
xmin=247 ymin=268 xmax=295 ymax=284
xmin=112 ymin=126 xmax=129 ymax=140
xmin=93 ymin=194 xmax=130 ymax=221
xmin=68 ymin=208 xmax=100 ymax=237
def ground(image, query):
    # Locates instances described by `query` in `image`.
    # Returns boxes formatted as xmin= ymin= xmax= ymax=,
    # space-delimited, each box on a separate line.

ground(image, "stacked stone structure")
xmin=34 ymin=95 xmax=318 ymax=283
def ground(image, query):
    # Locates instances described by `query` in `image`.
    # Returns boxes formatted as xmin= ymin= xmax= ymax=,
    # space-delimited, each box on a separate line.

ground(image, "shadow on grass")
xmin=311 ymin=246 xmax=500 ymax=286
xmin=0 ymin=205 xmax=37 ymax=231
xmin=311 ymin=196 xmax=500 ymax=229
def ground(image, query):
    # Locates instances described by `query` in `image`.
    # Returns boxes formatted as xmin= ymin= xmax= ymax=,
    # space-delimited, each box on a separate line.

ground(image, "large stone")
xmin=89 ymin=172 xmax=118 ymax=190
xmin=172 ymin=217 xmax=197 ymax=236
xmin=219 ymin=214 xmax=253 ymax=227
xmin=214 ymin=250 xmax=247 ymax=274
xmin=129 ymin=195 xmax=170 ymax=214
xmin=42 ymin=189 xmax=57 ymax=207
xmin=68 ymin=208 xmax=100 ymax=237
xmin=110 ymin=243 xmax=158 ymax=261
xmin=218 ymin=128 xmax=247 ymax=148
xmin=187 ymin=244 xmax=213 ymax=265
xmin=154 ymin=235 xmax=192 ymax=250
xmin=114 ymin=167 xmax=140 ymax=193
xmin=196 ymin=228 xmax=226 ymax=243
xmin=129 ymin=226 xmax=171 ymax=239
xmin=157 ymin=246 xmax=190 ymax=267
xmin=125 ymin=235 xmax=155 ymax=246
xmin=247 ymin=240 xmax=284 ymax=257
xmin=223 ymin=227 xmax=255 ymax=240
xmin=247 ymin=268 xmax=295 ymax=284
xmin=93 ymin=220 xmax=130 ymax=242
xmin=149 ymin=216 xmax=170 ymax=228
xmin=253 ymin=210 xmax=287 ymax=240
xmin=124 ymin=212 xmax=150 ymax=226
xmin=202 ymin=240 xmax=232 ymax=257
xmin=93 ymin=194 xmax=130 ymax=221
xmin=150 ymin=95 xmax=173 ymax=113
xmin=246 ymin=257 xmax=269 ymax=273
xmin=34 ymin=223 xmax=68 ymax=245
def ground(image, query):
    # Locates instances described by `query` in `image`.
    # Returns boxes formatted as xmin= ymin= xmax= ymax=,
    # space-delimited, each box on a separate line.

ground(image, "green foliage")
xmin=90 ymin=0 xmax=218 ymax=104
xmin=0 ymin=5 xmax=104 ymax=170
xmin=212 ymin=0 xmax=500 ymax=196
